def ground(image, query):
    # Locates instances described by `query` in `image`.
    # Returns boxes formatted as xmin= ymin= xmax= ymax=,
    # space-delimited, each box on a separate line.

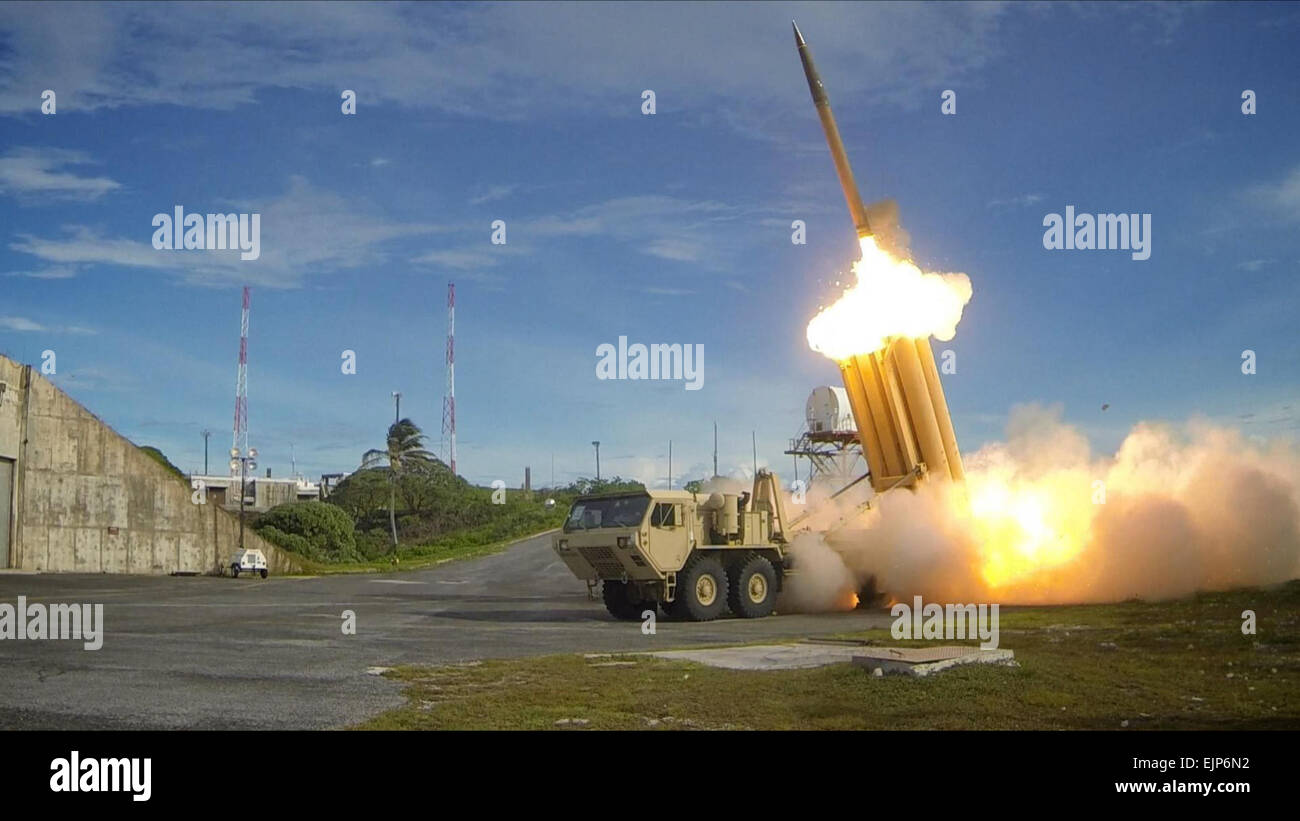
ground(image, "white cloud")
xmin=411 ymin=193 xmax=773 ymax=276
xmin=520 ymin=195 xmax=749 ymax=268
xmin=0 ymin=2 xmax=1016 ymax=129
xmin=0 ymin=148 xmax=121 ymax=201
xmin=470 ymin=185 xmax=515 ymax=205
xmin=11 ymin=226 xmax=169 ymax=271
xmin=412 ymin=249 xmax=499 ymax=270
xmin=4 ymin=265 xmax=79 ymax=279
xmin=0 ymin=316 xmax=44 ymax=332
xmin=644 ymin=239 xmax=705 ymax=263
xmin=9 ymin=176 xmax=441 ymax=288
xmin=987 ymin=193 xmax=1044 ymax=208
xmin=1247 ymin=165 xmax=1300 ymax=222
xmin=0 ymin=315 xmax=96 ymax=335
xmin=1235 ymin=259 xmax=1272 ymax=272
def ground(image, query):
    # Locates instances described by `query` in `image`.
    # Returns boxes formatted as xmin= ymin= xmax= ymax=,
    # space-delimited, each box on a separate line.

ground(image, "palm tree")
xmin=360 ymin=418 xmax=436 ymax=551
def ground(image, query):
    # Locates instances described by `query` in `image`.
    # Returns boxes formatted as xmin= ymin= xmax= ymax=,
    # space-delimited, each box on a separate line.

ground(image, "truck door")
xmin=650 ymin=501 xmax=690 ymax=569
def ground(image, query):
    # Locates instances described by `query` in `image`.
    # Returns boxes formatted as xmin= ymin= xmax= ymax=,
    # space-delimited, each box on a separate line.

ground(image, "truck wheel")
xmin=602 ymin=581 xmax=645 ymax=621
xmin=260 ymin=569 xmax=268 ymax=579
xmin=231 ymin=565 xmax=240 ymax=578
xmin=676 ymin=554 xmax=727 ymax=621
xmin=728 ymin=554 xmax=777 ymax=618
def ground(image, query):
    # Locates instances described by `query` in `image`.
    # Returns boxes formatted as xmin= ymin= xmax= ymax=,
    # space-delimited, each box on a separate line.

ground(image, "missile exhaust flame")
xmin=806 ymin=235 xmax=972 ymax=362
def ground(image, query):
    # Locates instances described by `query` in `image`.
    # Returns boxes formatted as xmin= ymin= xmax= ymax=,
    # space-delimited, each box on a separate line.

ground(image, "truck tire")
xmin=675 ymin=553 xmax=728 ymax=621
xmin=231 ymin=565 xmax=240 ymax=578
xmin=602 ymin=581 xmax=646 ymax=621
xmin=728 ymin=554 xmax=777 ymax=619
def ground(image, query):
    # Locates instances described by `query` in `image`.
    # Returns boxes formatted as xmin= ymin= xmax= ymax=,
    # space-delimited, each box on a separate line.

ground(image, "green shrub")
xmin=252 ymin=501 xmax=360 ymax=563
xmin=256 ymin=526 xmax=319 ymax=560
xmin=353 ymin=529 xmax=392 ymax=560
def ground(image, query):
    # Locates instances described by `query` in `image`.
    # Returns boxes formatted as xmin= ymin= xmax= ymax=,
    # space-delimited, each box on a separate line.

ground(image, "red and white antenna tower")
xmin=231 ymin=285 xmax=250 ymax=474
xmin=440 ymin=282 xmax=456 ymax=475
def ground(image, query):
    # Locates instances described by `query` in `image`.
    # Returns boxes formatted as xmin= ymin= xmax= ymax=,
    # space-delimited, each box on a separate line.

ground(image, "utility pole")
xmin=230 ymin=447 xmax=258 ymax=552
xmin=592 ymin=441 xmax=601 ymax=482
xmin=201 ymin=429 xmax=210 ymax=475
xmin=392 ymin=391 xmax=402 ymax=424
xmin=752 ymin=430 xmax=757 ymax=477
xmin=713 ymin=421 xmax=718 ymax=478
xmin=668 ymin=440 xmax=672 ymax=490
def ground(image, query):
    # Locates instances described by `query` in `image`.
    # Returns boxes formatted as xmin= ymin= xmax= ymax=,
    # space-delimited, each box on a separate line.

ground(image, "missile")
xmin=793 ymin=21 xmax=872 ymax=238
xmin=795 ymin=22 xmax=966 ymax=489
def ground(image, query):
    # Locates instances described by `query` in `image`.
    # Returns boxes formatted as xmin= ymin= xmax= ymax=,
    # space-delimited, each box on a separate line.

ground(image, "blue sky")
xmin=0 ymin=1 xmax=1297 ymax=487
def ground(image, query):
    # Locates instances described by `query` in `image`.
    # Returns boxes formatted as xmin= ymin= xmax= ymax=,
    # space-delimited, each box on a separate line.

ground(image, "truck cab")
xmin=552 ymin=472 xmax=793 ymax=621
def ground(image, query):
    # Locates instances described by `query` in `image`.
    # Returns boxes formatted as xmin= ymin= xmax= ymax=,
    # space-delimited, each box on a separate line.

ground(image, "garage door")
xmin=0 ymin=458 xmax=12 ymax=568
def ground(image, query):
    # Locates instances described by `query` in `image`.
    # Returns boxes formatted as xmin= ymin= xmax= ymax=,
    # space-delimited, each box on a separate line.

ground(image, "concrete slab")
xmin=648 ymin=642 xmax=1016 ymax=676
xmin=851 ymin=646 xmax=1016 ymax=677
xmin=649 ymin=642 xmax=866 ymax=670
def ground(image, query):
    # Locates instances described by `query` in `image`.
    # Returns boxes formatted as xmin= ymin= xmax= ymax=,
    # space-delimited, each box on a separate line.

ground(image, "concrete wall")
xmin=189 ymin=475 xmax=309 ymax=513
xmin=254 ymin=479 xmax=298 ymax=511
xmin=0 ymin=354 xmax=305 ymax=575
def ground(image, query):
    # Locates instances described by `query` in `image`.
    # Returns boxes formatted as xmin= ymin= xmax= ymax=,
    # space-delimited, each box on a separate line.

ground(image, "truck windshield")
xmin=564 ymin=495 xmax=651 ymax=531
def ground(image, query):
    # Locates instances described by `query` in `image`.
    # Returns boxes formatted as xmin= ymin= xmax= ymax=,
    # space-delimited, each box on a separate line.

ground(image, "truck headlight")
xmin=558 ymin=540 xmax=569 ymax=551
xmin=617 ymin=536 xmax=630 ymax=548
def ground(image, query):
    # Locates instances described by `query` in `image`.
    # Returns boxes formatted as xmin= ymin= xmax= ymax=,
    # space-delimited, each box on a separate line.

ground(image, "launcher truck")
xmin=553 ymin=470 xmax=796 ymax=621
xmin=554 ymin=23 xmax=971 ymax=622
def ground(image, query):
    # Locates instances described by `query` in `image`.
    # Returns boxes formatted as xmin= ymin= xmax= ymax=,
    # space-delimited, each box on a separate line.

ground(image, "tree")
xmin=360 ymin=418 xmax=436 ymax=550
xmin=327 ymin=468 xmax=391 ymax=522
xmin=566 ymin=476 xmax=646 ymax=495
xmin=396 ymin=457 xmax=456 ymax=515
xmin=252 ymin=501 xmax=360 ymax=563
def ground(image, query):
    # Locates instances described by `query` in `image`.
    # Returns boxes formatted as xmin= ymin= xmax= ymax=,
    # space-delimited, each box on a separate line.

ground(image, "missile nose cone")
xmin=794 ymin=22 xmax=827 ymax=106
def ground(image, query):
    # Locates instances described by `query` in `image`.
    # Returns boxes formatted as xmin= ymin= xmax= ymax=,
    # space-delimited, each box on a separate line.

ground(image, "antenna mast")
xmin=231 ymin=286 xmax=250 ymax=474
xmin=441 ymin=282 xmax=457 ymax=475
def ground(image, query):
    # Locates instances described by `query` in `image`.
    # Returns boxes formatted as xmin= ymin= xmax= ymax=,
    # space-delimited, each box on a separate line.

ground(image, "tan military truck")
xmin=553 ymin=470 xmax=794 ymax=621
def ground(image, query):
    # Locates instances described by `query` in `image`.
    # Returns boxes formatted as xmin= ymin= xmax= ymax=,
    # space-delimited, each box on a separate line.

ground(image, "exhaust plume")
xmin=783 ymin=405 xmax=1300 ymax=608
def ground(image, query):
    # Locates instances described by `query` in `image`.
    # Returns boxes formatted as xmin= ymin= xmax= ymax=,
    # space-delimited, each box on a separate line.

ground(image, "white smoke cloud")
xmin=781 ymin=405 xmax=1300 ymax=608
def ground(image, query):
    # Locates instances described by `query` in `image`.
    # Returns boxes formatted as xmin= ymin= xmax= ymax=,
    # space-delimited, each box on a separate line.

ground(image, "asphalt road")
xmin=0 ymin=532 xmax=891 ymax=729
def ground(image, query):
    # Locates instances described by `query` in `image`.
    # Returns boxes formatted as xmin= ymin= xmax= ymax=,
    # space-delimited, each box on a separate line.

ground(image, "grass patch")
xmin=357 ymin=580 xmax=1300 ymax=730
